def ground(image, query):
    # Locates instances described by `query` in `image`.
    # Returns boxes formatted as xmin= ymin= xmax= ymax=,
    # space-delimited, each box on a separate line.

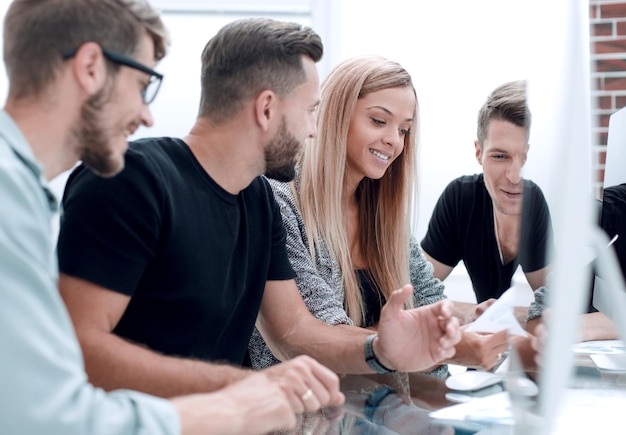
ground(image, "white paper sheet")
xmin=465 ymin=284 xmax=528 ymax=336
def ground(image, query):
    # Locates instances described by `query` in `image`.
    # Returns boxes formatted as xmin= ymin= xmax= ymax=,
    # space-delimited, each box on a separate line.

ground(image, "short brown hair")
xmin=3 ymin=0 xmax=169 ymax=100
xmin=198 ymin=17 xmax=323 ymax=123
xmin=476 ymin=80 xmax=530 ymax=146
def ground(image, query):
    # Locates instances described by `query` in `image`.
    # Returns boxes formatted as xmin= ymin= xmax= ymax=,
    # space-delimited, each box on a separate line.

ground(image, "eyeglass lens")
xmin=142 ymin=75 xmax=162 ymax=105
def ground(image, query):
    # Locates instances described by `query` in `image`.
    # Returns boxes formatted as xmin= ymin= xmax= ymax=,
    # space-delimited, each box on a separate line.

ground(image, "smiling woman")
xmin=248 ymin=55 xmax=509 ymax=376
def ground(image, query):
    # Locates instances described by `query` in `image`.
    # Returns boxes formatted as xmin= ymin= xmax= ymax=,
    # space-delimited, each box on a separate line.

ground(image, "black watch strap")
xmin=364 ymin=333 xmax=396 ymax=374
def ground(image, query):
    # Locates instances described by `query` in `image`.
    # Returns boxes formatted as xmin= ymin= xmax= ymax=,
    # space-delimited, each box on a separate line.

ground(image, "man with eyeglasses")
xmin=56 ymin=12 xmax=461 ymax=409
xmin=0 ymin=1 xmax=341 ymax=434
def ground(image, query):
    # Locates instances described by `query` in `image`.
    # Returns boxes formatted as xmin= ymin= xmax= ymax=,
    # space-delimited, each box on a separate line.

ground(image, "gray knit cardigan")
xmin=247 ymin=178 xmax=449 ymax=379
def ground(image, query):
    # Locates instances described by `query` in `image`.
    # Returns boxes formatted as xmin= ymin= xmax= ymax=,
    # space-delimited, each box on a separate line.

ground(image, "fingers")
xmin=483 ymin=329 xmax=510 ymax=369
xmin=435 ymin=315 xmax=461 ymax=361
xmin=437 ymin=299 xmax=455 ymax=319
xmin=473 ymin=298 xmax=496 ymax=320
xmin=182 ymin=371 xmax=298 ymax=434
xmin=386 ymin=284 xmax=413 ymax=313
xmin=437 ymin=301 xmax=461 ymax=346
xmin=465 ymin=329 xmax=510 ymax=369
xmin=264 ymin=355 xmax=344 ymax=414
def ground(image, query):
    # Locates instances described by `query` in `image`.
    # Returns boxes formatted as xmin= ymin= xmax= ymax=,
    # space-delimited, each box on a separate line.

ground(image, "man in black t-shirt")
xmin=422 ymin=80 xmax=554 ymax=322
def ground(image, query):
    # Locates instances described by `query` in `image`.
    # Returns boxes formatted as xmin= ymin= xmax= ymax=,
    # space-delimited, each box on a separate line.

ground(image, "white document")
xmin=590 ymin=353 xmax=626 ymax=371
xmin=465 ymin=284 xmax=528 ymax=336
xmin=572 ymin=339 xmax=625 ymax=354
xmin=429 ymin=391 xmax=514 ymax=427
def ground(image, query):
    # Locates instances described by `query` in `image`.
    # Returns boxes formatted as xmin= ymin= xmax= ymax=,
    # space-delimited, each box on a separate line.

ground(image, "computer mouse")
xmin=505 ymin=376 xmax=539 ymax=397
xmin=445 ymin=371 xmax=503 ymax=391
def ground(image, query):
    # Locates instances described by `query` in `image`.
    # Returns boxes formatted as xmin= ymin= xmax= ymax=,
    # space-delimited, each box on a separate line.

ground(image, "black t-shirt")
xmin=421 ymin=174 xmax=553 ymax=302
xmin=57 ymin=137 xmax=295 ymax=365
xmin=357 ymin=270 xmax=383 ymax=327
xmin=600 ymin=183 xmax=626 ymax=280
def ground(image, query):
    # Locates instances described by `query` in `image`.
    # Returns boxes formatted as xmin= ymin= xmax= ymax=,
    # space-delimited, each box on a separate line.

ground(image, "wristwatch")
xmin=364 ymin=333 xmax=396 ymax=374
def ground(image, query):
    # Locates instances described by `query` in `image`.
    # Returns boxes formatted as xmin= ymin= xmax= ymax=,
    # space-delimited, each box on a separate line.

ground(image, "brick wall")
xmin=590 ymin=0 xmax=626 ymax=197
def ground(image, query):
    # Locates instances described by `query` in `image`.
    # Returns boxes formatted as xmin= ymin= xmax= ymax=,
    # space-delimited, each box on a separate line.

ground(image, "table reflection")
xmin=271 ymin=371 xmax=457 ymax=435
xmin=270 ymin=345 xmax=626 ymax=435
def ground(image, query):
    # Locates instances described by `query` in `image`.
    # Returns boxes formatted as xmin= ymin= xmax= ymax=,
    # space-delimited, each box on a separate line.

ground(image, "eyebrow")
xmin=486 ymin=148 xmax=511 ymax=154
xmin=367 ymin=105 xmax=414 ymax=122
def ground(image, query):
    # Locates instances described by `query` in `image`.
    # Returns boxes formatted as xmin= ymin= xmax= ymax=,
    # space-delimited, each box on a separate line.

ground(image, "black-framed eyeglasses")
xmin=62 ymin=46 xmax=163 ymax=105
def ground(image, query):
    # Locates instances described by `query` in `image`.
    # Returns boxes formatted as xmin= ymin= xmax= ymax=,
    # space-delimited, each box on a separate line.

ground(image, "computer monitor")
xmin=516 ymin=1 xmax=626 ymax=433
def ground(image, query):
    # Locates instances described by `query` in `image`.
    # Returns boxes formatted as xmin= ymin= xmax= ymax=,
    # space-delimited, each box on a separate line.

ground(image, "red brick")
xmin=604 ymin=76 xmax=626 ymax=91
xmin=617 ymin=95 xmax=626 ymax=106
xmin=596 ymin=95 xmax=612 ymax=109
xmin=593 ymin=22 xmax=613 ymax=36
xmin=617 ymin=21 xmax=626 ymax=35
xmin=593 ymin=39 xmax=626 ymax=54
xmin=600 ymin=3 xmax=626 ymax=19
xmin=597 ymin=149 xmax=607 ymax=165
xmin=596 ymin=58 xmax=626 ymax=72
xmin=598 ymin=131 xmax=609 ymax=146
xmin=594 ymin=76 xmax=604 ymax=91
xmin=599 ymin=113 xmax=612 ymax=128
xmin=595 ymin=169 xmax=604 ymax=182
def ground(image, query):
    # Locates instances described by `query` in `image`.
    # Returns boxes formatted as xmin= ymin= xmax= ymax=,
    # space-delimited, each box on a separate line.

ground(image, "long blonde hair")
xmin=297 ymin=56 xmax=419 ymax=326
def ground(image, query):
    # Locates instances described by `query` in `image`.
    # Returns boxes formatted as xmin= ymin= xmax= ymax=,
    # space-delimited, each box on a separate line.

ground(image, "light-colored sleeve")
xmin=409 ymin=238 xmax=446 ymax=307
xmin=0 ymin=158 xmax=180 ymax=435
xmin=408 ymin=238 xmax=449 ymax=379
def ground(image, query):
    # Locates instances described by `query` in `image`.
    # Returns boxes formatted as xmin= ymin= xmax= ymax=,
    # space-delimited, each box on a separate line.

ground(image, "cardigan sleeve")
xmin=270 ymin=179 xmax=352 ymax=326
xmin=410 ymin=238 xmax=446 ymax=307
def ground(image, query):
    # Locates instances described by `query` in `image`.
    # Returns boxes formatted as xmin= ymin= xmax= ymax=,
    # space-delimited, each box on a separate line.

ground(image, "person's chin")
xmin=85 ymin=153 xmax=125 ymax=178
xmin=265 ymin=164 xmax=296 ymax=182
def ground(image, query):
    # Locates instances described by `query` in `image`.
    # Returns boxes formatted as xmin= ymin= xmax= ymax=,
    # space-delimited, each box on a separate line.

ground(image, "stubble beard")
xmin=75 ymin=82 xmax=125 ymax=178
xmin=263 ymin=117 xmax=302 ymax=182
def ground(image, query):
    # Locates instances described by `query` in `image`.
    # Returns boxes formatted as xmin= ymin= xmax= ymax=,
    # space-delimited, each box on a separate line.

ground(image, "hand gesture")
xmin=375 ymin=284 xmax=462 ymax=372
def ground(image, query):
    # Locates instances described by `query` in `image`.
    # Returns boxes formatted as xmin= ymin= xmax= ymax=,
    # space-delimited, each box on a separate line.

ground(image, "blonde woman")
xmin=248 ymin=56 xmax=507 ymax=375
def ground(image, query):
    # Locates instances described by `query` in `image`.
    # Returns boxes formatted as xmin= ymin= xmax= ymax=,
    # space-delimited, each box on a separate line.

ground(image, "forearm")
xmin=78 ymin=329 xmax=249 ymax=397
xmin=526 ymin=317 xmax=541 ymax=336
xmin=579 ymin=312 xmax=618 ymax=342
xmin=264 ymin=318 xmax=375 ymax=374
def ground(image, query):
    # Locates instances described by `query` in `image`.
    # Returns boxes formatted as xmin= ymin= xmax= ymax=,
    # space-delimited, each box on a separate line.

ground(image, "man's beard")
xmin=264 ymin=117 xmax=302 ymax=182
xmin=75 ymin=83 xmax=124 ymax=178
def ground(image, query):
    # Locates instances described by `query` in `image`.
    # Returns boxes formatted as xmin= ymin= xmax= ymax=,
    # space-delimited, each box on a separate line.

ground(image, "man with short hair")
xmin=0 ymin=1 xmax=340 ymax=434
xmin=57 ymin=17 xmax=461 ymax=400
xmin=421 ymin=80 xmax=554 ymax=321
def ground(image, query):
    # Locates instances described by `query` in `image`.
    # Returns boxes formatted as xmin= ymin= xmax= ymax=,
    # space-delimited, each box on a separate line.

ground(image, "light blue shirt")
xmin=0 ymin=110 xmax=180 ymax=435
